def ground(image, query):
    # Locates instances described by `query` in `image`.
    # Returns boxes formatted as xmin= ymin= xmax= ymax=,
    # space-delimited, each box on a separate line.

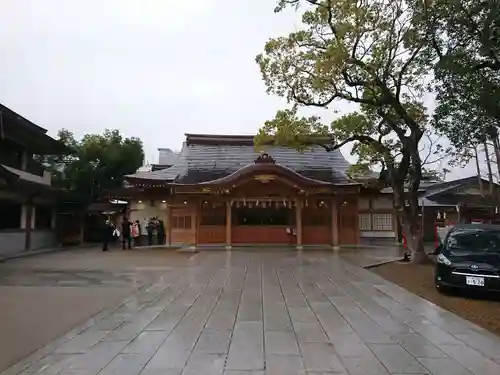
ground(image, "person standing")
xmin=133 ymin=220 xmax=142 ymax=246
xmin=121 ymin=217 xmax=132 ymax=250
xmin=157 ymin=219 xmax=165 ymax=245
xmin=131 ymin=221 xmax=140 ymax=246
xmin=146 ymin=218 xmax=154 ymax=246
xmin=102 ymin=219 xmax=114 ymax=251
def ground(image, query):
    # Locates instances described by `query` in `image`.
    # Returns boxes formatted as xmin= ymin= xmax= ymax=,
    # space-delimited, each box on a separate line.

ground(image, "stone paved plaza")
xmin=2 ymin=248 xmax=500 ymax=375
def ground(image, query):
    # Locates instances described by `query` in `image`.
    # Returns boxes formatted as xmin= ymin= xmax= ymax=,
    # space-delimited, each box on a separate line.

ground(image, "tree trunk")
xmin=484 ymin=140 xmax=494 ymax=195
xmin=393 ymin=183 xmax=428 ymax=264
xmin=493 ymin=136 xmax=500 ymax=182
xmin=400 ymin=211 xmax=429 ymax=263
xmin=474 ymin=145 xmax=484 ymax=196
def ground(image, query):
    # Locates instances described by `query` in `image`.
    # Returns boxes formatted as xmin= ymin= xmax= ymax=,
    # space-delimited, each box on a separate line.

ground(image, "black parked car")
xmin=435 ymin=224 xmax=500 ymax=293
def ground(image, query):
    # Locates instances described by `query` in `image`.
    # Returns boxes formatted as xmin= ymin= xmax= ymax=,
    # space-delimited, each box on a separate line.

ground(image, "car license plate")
xmin=466 ymin=276 xmax=485 ymax=287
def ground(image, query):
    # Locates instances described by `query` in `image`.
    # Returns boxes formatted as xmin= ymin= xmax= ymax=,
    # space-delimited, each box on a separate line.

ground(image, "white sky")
xmin=0 ymin=0 xmax=480 ymax=180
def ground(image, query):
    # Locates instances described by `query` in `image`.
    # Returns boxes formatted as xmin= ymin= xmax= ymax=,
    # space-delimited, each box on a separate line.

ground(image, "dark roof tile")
xmin=127 ymin=137 xmax=351 ymax=184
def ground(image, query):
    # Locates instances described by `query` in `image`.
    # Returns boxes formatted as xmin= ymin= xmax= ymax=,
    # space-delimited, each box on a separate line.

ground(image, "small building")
xmin=0 ymin=103 xmax=68 ymax=257
xmin=419 ymin=176 xmax=500 ymax=242
xmin=112 ymin=134 xmax=408 ymax=248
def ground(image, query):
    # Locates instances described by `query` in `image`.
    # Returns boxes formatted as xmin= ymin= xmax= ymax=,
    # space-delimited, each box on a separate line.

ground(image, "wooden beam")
xmin=296 ymin=198 xmax=303 ymax=250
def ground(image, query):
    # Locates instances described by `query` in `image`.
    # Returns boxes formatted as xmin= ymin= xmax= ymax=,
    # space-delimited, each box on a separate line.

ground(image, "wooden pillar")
xmin=331 ymin=198 xmax=339 ymax=249
xmin=353 ymin=198 xmax=360 ymax=244
xmin=167 ymin=204 xmax=172 ymax=246
xmin=24 ymin=200 xmax=33 ymax=251
xmin=79 ymin=215 xmax=85 ymax=245
xmin=295 ymin=199 xmax=303 ymax=250
xmin=51 ymin=208 xmax=57 ymax=229
xmin=225 ymin=200 xmax=232 ymax=249
xmin=195 ymin=201 xmax=201 ymax=247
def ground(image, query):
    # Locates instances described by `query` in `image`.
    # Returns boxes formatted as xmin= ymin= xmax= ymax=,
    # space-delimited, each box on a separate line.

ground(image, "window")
xmin=372 ymin=213 xmax=393 ymax=231
xmin=445 ymin=228 xmax=500 ymax=255
xmin=0 ymin=201 xmax=22 ymax=230
xmin=359 ymin=213 xmax=372 ymax=231
xmin=35 ymin=206 xmax=53 ymax=229
xmin=172 ymin=215 xmax=192 ymax=229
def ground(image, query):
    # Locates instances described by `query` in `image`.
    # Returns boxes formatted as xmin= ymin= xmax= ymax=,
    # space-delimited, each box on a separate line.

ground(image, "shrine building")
xmin=113 ymin=134 xmax=398 ymax=248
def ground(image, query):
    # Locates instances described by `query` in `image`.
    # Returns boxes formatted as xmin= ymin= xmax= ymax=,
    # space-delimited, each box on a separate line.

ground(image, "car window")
xmin=445 ymin=229 xmax=500 ymax=254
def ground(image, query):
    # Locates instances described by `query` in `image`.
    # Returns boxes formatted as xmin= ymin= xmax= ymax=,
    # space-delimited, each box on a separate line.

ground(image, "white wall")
xmin=372 ymin=196 xmax=393 ymax=210
xmin=358 ymin=198 xmax=370 ymax=210
xmin=129 ymin=200 xmax=168 ymax=225
xmin=360 ymin=231 xmax=395 ymax=238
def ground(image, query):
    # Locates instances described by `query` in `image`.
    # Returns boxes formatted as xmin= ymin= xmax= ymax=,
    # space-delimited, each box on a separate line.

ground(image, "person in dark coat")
xmin=147 ymin=219 xmax=154 ymax=246
xmin=121 ymin=217 xmax=132 ymax=250
xmin=102 ymin=220 xmax=114 ymax=251
xmin=157 ymin=219 xmax=165 ymax=245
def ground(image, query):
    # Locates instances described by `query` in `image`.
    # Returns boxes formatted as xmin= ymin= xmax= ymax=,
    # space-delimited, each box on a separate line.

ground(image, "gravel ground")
xmin=371 ymin=262 xmax=500 ymax=336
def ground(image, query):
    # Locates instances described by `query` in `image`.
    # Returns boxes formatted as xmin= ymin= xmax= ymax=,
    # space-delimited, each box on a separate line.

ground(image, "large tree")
xmin=39 ymin=129 xmax=144 ymax=204
xmin=255 ymin=0 xmax=444 ymax=261
xmin=416 ymin=0 xmax=500 ymax=151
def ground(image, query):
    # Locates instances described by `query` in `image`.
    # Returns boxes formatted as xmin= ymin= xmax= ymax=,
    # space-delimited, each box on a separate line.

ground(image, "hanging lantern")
xmin=437 ymin=212 xmax=441 ymax=220
xmin=243 ymin=198 xmax=247 ymax=207
xmin=256 ymin=200 xmax=259 ymax=207
xmin=443 ymin=212 xmax=447 ymax=219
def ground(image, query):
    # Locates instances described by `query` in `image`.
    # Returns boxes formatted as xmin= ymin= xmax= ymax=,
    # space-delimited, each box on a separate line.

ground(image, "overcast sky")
xmin=0 ymin=0 xmax=481 ymax=179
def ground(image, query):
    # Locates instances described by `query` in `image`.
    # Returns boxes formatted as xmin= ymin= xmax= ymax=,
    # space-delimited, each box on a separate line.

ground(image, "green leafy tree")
xmin=414 ymin=0 xmax=500 ymax=151
xmin=39 ymin=129 xmax=144 ymax=204
xmin=255 ymin=0 xmax=447 ymax=261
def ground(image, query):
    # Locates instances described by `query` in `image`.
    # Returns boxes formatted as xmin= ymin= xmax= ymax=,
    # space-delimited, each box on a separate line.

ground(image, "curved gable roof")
xmin=126 ymin=134 xmax=352 ymax=184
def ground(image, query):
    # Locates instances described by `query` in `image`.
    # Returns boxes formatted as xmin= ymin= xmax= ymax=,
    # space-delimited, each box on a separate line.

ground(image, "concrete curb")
xmin=362 ymin=257 xmax=404 ymax=269
xmin=131 ymin=245 xmax=179 ymax=250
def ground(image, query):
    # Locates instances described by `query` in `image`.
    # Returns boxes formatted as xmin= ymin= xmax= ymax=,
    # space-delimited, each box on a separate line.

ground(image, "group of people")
xmin=102 ymin=216 xmax=166 ymax=251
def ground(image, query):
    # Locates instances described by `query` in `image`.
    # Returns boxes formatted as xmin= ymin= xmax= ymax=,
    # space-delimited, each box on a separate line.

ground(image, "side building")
xmin=112 ymin=134 xmax=403 ymax=248
xmin=0 ymin=103 xmax=68 ymax=257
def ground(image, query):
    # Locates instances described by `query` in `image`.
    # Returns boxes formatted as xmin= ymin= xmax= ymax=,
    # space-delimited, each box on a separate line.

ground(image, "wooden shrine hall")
xmin=113 ymin=134 xmax=361 ymax=248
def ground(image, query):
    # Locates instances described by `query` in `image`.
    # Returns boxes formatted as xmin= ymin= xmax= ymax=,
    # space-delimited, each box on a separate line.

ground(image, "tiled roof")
xmin=421 ymin=176 xmax=491 ymax=197
xmin=126 ymin=135 xmax=351 ymax=184
xmin=158 ymin=148 xmax=179 ymax=165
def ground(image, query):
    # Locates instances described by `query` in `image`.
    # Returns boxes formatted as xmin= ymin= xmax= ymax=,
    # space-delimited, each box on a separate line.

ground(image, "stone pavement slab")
xmin=2 ymin=249 xmax=500 ymax=375
xmin=0 ymin=248 xmax=195 ymax=372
